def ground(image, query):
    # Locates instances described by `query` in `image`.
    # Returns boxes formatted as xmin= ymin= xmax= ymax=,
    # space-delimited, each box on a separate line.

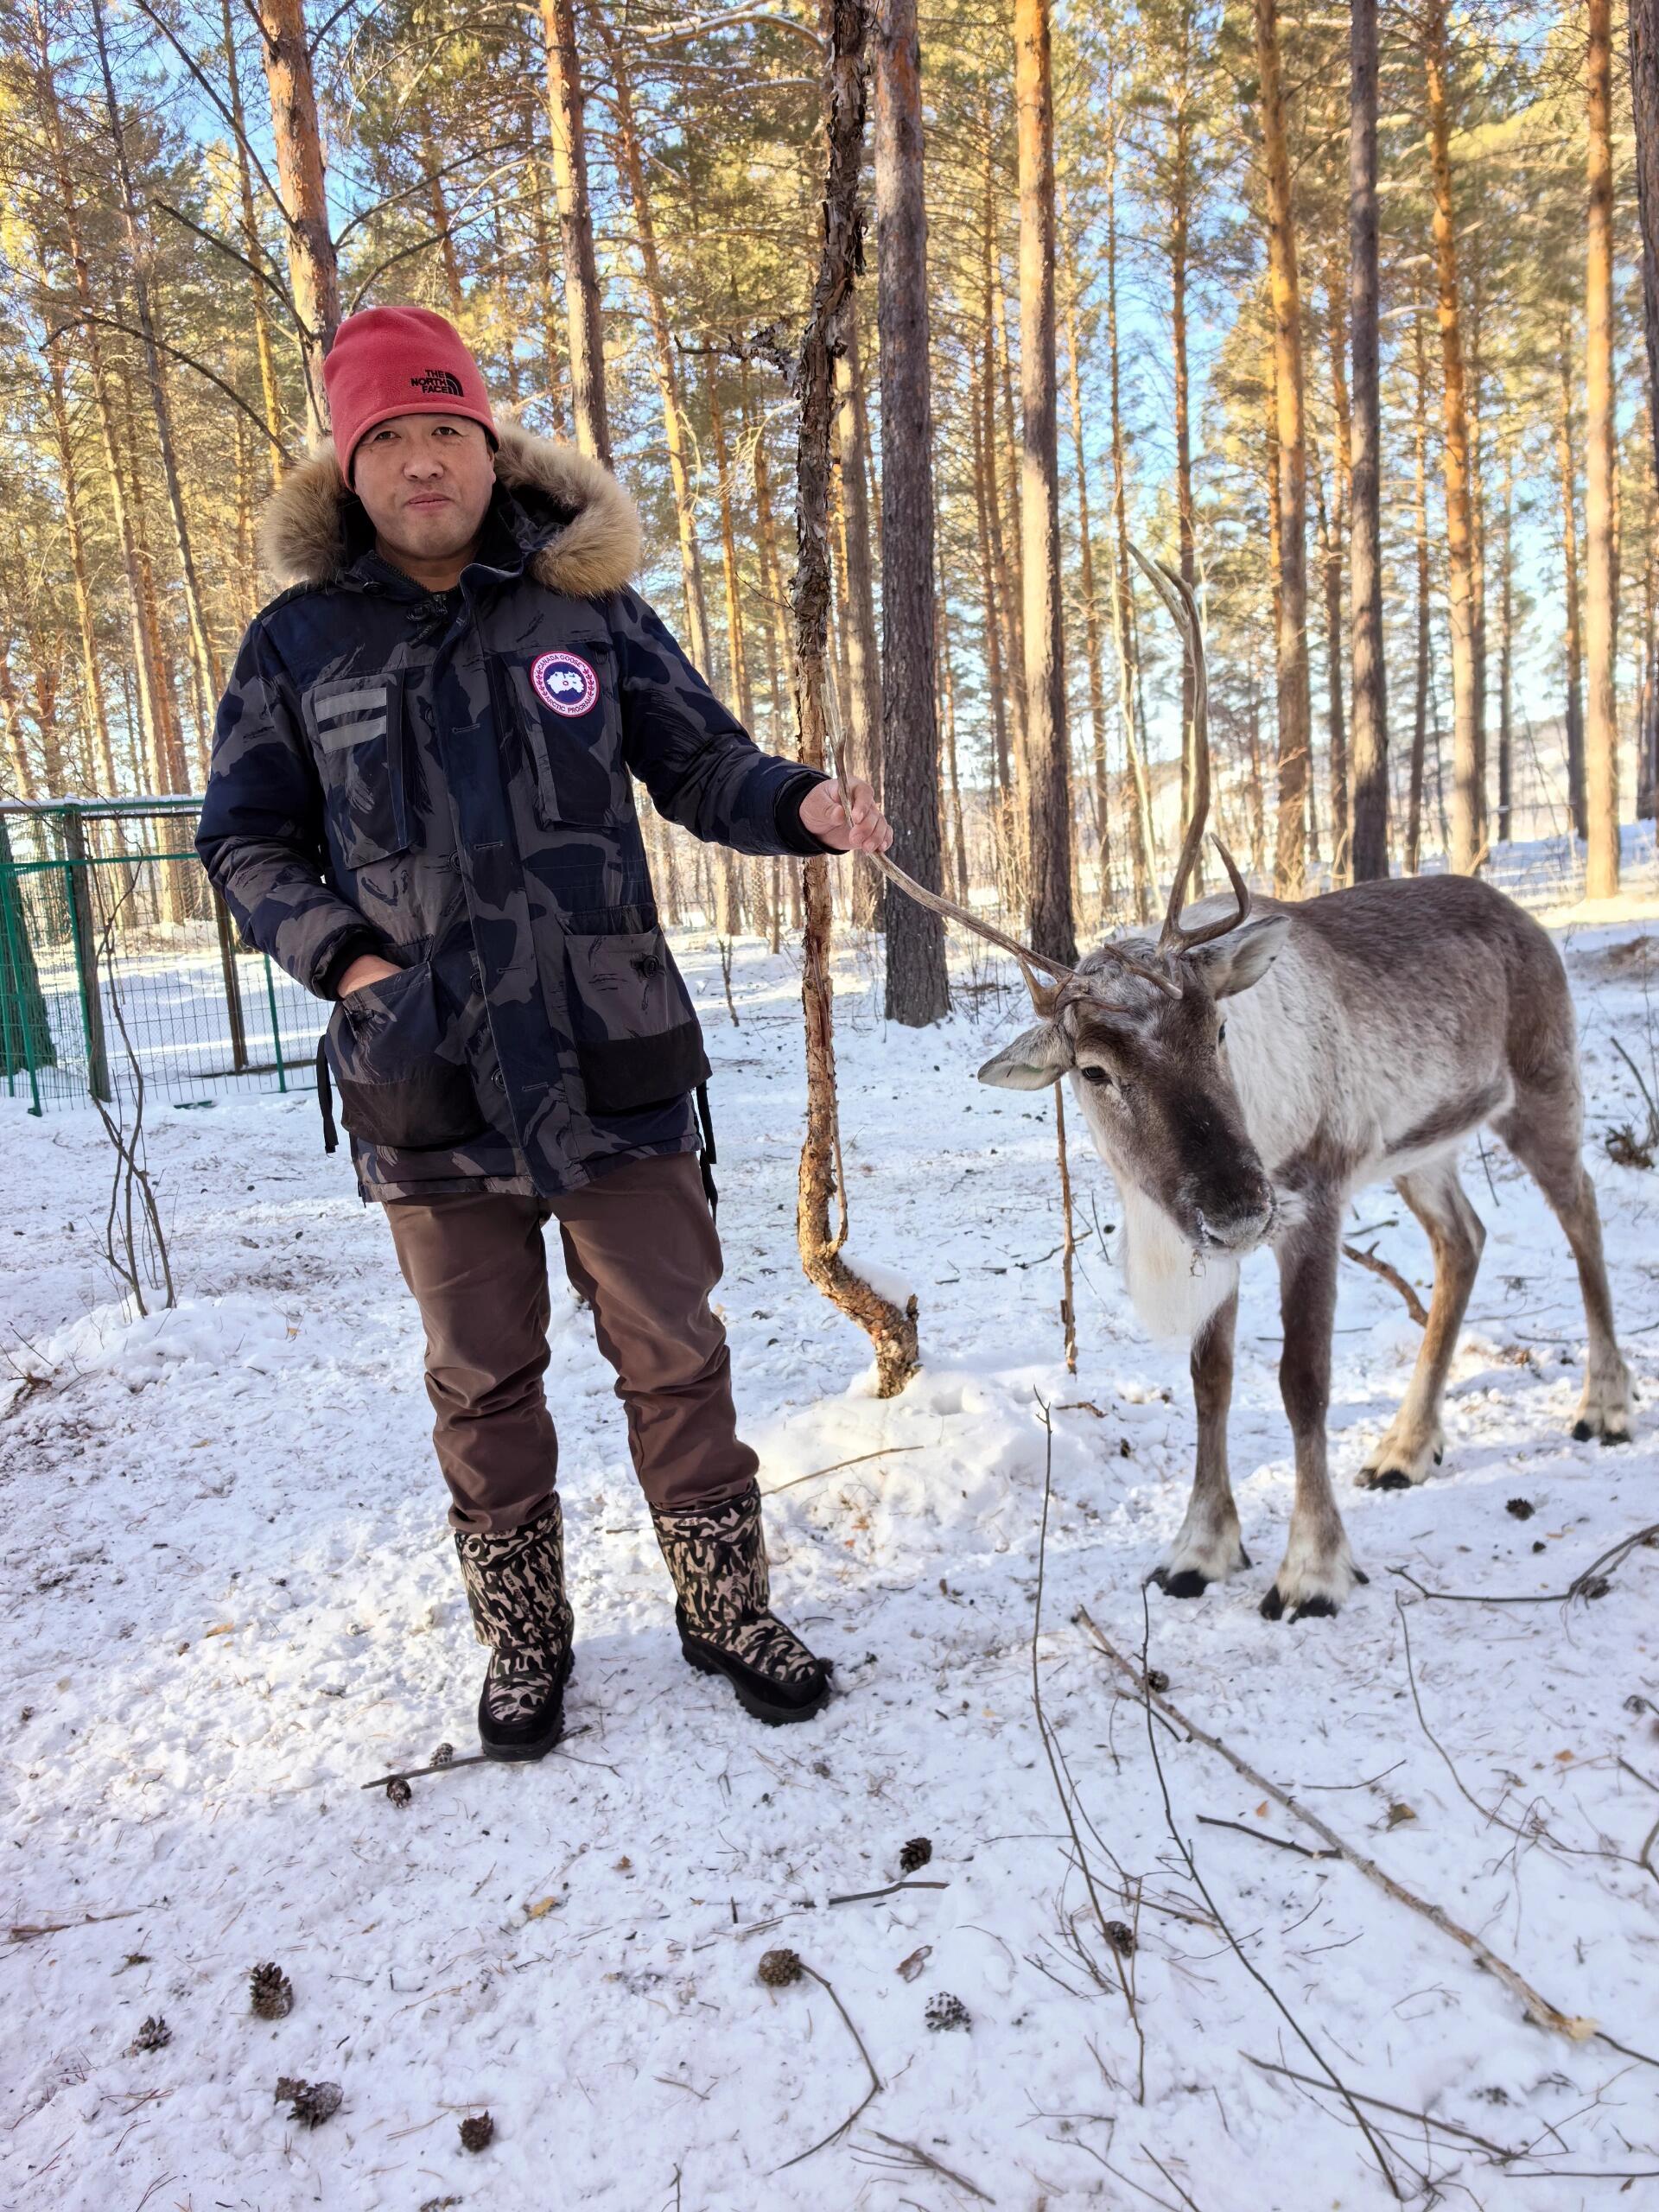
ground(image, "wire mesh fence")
xmin=0 ymin=798 xmax=325 ymax=1117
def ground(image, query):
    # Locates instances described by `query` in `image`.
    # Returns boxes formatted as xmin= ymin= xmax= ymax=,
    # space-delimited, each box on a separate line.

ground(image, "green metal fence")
xmin=0 ymin=798 xmax=325 ymax=1117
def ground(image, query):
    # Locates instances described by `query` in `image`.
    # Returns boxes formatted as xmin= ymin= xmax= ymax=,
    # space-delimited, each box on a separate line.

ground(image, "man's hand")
xmin=800 ymin=776 xmax=894 ymax=856
xmin=336 ymin=952 xmax=403 ymax=998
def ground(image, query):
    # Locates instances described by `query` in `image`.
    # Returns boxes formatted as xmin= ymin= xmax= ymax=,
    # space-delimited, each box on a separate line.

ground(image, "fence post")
xmin=60 ymin=810 xmax=111 ymax=1103
xmin=263 ymin=954 xmax=289 ymax=1091
xmin=213 ymin=890 xmax=250 ymax=1071
xmin=0 ymin=844 xmax=44 ymax=1116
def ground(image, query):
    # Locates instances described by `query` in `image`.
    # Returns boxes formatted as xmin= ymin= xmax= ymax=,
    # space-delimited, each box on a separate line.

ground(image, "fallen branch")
xmin=361 ymin=1727 xmax=590 ymax=1791
xmin=855 ymin=2129 xmax=996 ymax=2202
xmin=1055 ymin=1086 xmax=1078 ymax=1373
xmin=1079 ymin=1607 xmax=1597 ymax=2044
xmin=1194 ymin=1815 xmax=1338 ymax=1861
xmin=8 ymin=1908 xmax=149 ymax=1943
xmin=1244 ymin=2056 xmax=1523 ymax=2162
xmin=1342 ymin=1241 xmax=1427 ymax=1326
xmin=761 ymin=1445 xmax=924 ymax=1497
xmin=774 ymin=1961 xmax=882 ymax=2169
xmin=1389 ymin=1519 xmax=1659 ymax=1609
xmin=826 ymin=1879 xmax=949 ymax=1905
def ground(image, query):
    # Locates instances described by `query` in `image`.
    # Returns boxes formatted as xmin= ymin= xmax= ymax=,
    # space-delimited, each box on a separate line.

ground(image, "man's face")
xmin=350 ymin=414 xmax=496 ymax=566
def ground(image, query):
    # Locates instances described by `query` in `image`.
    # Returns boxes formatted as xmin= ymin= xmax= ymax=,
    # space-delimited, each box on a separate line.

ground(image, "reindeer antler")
xmin=819 ymin=697 xmax=1177 ymax=1010
xmin=1128 ymin=545 xmax=1250 ymax=954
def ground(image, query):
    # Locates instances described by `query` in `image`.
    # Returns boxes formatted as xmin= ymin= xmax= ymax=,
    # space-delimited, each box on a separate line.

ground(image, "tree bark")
xmin=1557 ymin=340 xmax=1587 ymax=840
xmin=1584 ymin=0 xmax=1620 ymax=898
xmin=1348 ymin=0 xmax=1389 ymax=879
xmin=1497 ymin=444 xmax=1514 ymax=842
xmin=1103 ymin=54 xmax=1153 ymax=923
xmin=874 ymin=0 xmax=949 ymax=1021
xmin=41 ymin=331 xmax=116 ymax=794
xmin=1407 ymin=304 xmax=1432 ymax=874
xmin=1060 ymin=201 xmax=1110 ymax=925
xmin=257 ymin=0 xmax=340 ymax=435
xmin=1631 ymin=0 xmax=1659 ymax=594
xmin=540 ymin=0 xmax=609 ymax=463
xmin=791 ymin=0 xmax=918 ymax=1395
xmin=1422 ymin=0 xmax=1482 ymax=874
xmin=833 ymin=295 xmax=884 ymax=929
xmin=1255 ymin=0 xmax=1312 ymax=899
xmin=222 ymin=0 xmax=284 ymax=488
xmin=1014 ymin=0 xmax=1076 ymax=963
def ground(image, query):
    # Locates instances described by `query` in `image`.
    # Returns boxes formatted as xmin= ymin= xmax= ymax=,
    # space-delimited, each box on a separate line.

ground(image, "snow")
xmin=2 ymin=907 xmax=1657 ymax=2210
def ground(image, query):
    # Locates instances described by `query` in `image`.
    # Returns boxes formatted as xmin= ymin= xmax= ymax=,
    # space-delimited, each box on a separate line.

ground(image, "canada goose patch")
xmin=531 ymin=650 xmax=600 ymax=717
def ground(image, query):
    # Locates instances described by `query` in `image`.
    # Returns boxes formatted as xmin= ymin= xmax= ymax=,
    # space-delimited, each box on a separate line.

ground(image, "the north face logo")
xmin=410 ymin=369 xmax=465 ymax=397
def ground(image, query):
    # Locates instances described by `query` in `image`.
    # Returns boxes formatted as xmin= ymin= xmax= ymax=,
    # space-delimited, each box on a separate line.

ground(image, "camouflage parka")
xmin=196 ymin=424 xmax=827 ymax=1202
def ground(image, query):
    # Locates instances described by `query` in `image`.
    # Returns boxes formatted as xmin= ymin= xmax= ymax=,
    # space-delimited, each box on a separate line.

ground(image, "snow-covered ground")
xmin=2 ymin=909 xmax=1657 ymax=2212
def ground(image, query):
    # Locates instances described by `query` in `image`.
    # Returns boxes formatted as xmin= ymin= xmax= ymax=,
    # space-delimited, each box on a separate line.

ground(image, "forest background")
xmin=2 ymin=0 xmax=1657 ymax=988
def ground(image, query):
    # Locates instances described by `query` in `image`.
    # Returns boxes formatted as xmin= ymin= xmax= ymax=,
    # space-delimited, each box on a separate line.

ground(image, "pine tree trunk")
xmin=423 ymin=135 xmax=466 ymax=321
xmin=1557 ymin=342 xmax=1587 ymax=840
xmin=41 ymin=334 xmax=116 ymax=794
xmin=1169 ymin=1 xmax=1199 ymax=863
xmin=969 ymin=383 xmax=1012 ymax=797
xmin=1103 ymin=55 xmax=1152 ymax=922
xmin=1060 ymin=204 xmax=1110 ymax=923
xmin=222 ymin=0 xmax=285 ymax=487
xmin=598 ymin=23 xmax=707 ymax=663
xmin=540 ymin=0 xmax=609 ymax=464
xmin=791 ymin=0 xmax=918 ymax=1396
xmin=1014 ymin=0 xmax=1076 ymax=963
xmin=979 ymin=151 xmax=1026 ymax=779
xmin=1348 ymin=0 xmax=1389 ymax=879
xmin=528 ymin=133 xmax=571 ymax=437
xmin=832 ymin=296 xmax=884 ymax=930
xmin=1422 ymin=0 xmax=1482 ymax=874
xmin=1408 ymin=305 xmax=1432 ymax=874
xmin=874 ymin=0 xmax=948 ymax=1021
xmin=257 ymin=0 xmax=340 ymax=434
xmin=1255 ymin=0 xmax=1312 ymax=899
xmin=1497 ymin=445 xmax=1514 ymax=842
xmin=1584 ymin=0 xmax=1621 ymax=898
xmin=707 ymin=360 xmax=748 ymax=939
xmin=1630 ymin=0 xmax=1659 ymax=677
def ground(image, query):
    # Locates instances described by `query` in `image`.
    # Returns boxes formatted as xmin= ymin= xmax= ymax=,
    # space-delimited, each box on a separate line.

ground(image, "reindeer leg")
xmin=1361 ymin=1160 xmax=1484 ymax=1489
xmin=1154 ymin=1290 xmax=1249 ymax=1598
xmin=1263 ymin=1194 xmax=1362 ymax=1621
xmin=1493 ymin=1091 xmax=1632 ymax=1443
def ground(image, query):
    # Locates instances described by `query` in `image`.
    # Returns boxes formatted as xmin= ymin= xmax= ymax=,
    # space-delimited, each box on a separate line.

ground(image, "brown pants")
xmin=385 ymin=1153 xmax=758 ymax=1534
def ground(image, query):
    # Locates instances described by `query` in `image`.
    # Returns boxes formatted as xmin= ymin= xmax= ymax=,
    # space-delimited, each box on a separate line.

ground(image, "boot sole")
xmin=680 ymin=1639 xmax=830 ymax=1726
xmin=478 ymin=1654 xmax=572 ymax=1762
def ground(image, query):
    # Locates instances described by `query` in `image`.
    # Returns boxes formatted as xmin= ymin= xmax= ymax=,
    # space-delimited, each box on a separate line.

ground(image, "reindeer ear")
xmin=1191 ymin=912 xmax=1289 ymax=999
xmin=977 ymin=1022 xmax=1067 ymax=1090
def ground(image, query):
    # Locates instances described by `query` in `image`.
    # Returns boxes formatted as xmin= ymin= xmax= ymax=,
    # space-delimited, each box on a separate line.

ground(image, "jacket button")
xmin=490 ymin=1071 xmax=505 ymax=1090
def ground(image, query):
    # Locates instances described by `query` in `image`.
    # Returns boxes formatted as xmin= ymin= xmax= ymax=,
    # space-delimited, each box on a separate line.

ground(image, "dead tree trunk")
xmin=540 ymin=0 xmax=609 ymax=464
xmin=791 ymin=0 xmax=918 ymax=1395
xmin=1014 ymin=0 xmax=1077 ymax=962
xmin=874 ymin=0 xmax=948 ymax=1021
xmin=833 ymin=294 xmax=884 ymax=930
xmin=1584 ymin=0 xmax=1621 ymax=897
xmin=257 ymin=0 xmax=339 ymax=435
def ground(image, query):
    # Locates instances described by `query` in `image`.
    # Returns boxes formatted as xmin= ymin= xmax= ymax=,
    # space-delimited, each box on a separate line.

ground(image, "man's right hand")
xmin=336 ymin=952 xmax=403 ymax=998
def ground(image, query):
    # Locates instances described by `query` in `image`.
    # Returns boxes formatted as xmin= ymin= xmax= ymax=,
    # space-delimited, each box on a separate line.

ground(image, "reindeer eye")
xmin=1080 ymin=1065 xmax=1114 ymax=1088
xmin=1217 ymin=1023 xmax=1228 ymax=1045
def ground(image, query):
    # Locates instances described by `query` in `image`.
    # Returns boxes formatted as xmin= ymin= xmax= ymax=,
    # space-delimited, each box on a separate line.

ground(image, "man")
xmin=198 ymin=306 xmax=892 ymax=1762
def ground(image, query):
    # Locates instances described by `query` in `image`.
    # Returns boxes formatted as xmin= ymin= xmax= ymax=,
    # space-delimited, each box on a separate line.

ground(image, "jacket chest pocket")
xmin=491 ymin=641 xmax=625 ymax=829
xmin=306 ymin=672 xmax=408 ymax=868
xmin=563 ymin=906 xmax=709 ymax=1116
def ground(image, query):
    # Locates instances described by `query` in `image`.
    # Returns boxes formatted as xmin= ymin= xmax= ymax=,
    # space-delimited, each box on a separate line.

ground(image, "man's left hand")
xmin=800 ymin=776 xmax=894 ymax=856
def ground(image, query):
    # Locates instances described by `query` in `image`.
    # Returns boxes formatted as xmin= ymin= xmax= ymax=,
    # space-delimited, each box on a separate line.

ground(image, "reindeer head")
xmin=976 ymin=556 xmax=1288 ymax=1335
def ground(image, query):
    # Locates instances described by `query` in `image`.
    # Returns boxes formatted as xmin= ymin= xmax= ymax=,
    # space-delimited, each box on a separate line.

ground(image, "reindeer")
xmin=857 ymin=556 xmax=1633 ymax=1619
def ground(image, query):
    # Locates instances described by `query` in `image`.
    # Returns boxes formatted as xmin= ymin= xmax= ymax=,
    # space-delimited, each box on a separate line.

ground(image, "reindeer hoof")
xmin=1362 ymin=1468 xmax=1413 ymax=1492
xmin=1259 ymin=1586 xmax=1286 ymax=1621
xmin=1155 ymin=1568 xmax=1211 ymax=1600
xmin=1291 ymin=1595 xmax=1338 ymax=1620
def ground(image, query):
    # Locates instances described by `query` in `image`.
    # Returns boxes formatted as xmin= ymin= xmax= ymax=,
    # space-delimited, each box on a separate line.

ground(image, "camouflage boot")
xmin=650 ymin=1483 xmax=830 ymax=1726
xmin=454 ymin=1502 xmax=575 ymax=1762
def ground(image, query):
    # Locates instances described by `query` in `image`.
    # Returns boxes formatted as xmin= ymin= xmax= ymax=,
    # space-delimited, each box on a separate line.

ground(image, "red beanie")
xmin=322 ymin=307 xmax=496 ymax=481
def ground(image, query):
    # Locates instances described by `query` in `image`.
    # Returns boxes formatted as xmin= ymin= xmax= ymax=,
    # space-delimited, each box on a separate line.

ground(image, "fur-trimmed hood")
xmin=257 ymin=418 xmax=643 ymax=600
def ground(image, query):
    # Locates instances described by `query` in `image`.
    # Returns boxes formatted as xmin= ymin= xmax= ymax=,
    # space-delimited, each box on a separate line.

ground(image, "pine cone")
xmin=250 ymin=1961 xmax=294 ymax=2020
xmin=431 ymin=1742 xmax=456 ymax=1767
xmin=128 ymin=2014 xmax=170 ymax=2054
xmin=898 ymin=1836 xmax=932 ymax=1873
xmin=925 ymin=1991 xmax=970 ymax=2031
xmin=273 ymin=2075 xmax=305 ymax=2103
xmin=1105 ymin=1920 xmax=1136 ymax=1955
xmin=459 ymin=2111 xmax=495 ymax=2152
xmin=757 ymin=1948 xmax=804 ymax=1987
xmin=283 ymin=2078 xmax=342 ymax=2128
xmin=386 ymin=1777 xmax=413 ymax=1807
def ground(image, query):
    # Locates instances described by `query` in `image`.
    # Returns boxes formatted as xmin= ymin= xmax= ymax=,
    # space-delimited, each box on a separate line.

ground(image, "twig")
xmin=826 ymin=1880 xmax=949 ymax=1905
xmin=1079 ymin=1607 xmax=1599 ymax=2045
xmin=1389 ymin=1520 xmax=1658 ymax=1608
xmin=1143 ymin=2147 xmax=1205 ymax=2212
xmin=774 ymin=1963 xmax=882 ymax=2169
xmin=761 ymin=1445 xmax=924 ymax=1496
xmin=858 ymin=2130 xmax=997 ymax=2203
xmin=717 ymin=934 xmax=741 ymax=1027
xmin=359 ymin=1727 xmax=590 ymax=1789
xmin=1124 ymin=1591 xmax=1406 ymax=2201
xmin=8 ymin=1908 xmax=148 ymax=1942
xmin=1031 ymin=1396 xmax=1146 ymax=2099
xmin=1055 ymin=1085 xmax=1078 ymax=1373
xmin=1243 ymin=2056 xmax=1523 ymax=2160
xmin=1342 ymin=1241 xmax=1428 ymax=1326
xmin=1194 ymin=1815 xmax=1339 ymax=1861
